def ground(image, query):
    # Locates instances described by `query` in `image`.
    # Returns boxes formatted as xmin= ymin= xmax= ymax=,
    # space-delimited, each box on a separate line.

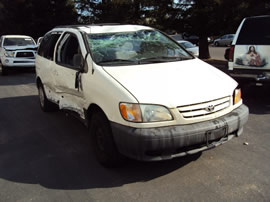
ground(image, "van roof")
xmin=53 ymin=24 xmax=153 ymax=34
xmin=245 ymin=15 xmax=270 ymax=20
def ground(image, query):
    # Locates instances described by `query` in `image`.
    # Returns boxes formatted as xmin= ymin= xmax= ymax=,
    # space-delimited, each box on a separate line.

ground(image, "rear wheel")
xmin=38 ymin=82 xmax=58 ymax=112
xmin=89 ymin=111 xmax=124 ymax=167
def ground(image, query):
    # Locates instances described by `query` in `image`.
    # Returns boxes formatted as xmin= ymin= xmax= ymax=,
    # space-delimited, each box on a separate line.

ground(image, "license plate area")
xmin=205 ymin=126 xmax=228 ymax=146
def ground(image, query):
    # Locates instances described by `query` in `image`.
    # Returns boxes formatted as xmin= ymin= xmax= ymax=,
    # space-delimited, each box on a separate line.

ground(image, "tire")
xmin=37 ymin=82 xmax=58 ymax=112
xmin=89 ymin=111 xmax=123 ymax=167
xmin=0 ymin=63 xmax=7 ymax=76
xmin=214 ymin=41 xmax=219 ymax=47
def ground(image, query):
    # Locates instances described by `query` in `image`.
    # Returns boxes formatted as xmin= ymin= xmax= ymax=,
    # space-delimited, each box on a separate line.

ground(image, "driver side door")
xmin=53 ymin=32 xmax=86 ymax=118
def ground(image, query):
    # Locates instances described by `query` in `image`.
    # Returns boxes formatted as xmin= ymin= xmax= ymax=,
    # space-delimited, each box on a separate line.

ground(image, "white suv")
xmin=35 ymin=24 xmax=249 ymax=167
xmin=0 ymin=35 xmax=37 ymax=75
xmin=228 ymin=15 xmax=270 ymax=83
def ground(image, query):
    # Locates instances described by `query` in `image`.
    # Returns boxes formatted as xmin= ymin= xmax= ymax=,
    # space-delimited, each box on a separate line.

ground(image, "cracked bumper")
xmin=111 ymin=104 xmax=249 ymax=161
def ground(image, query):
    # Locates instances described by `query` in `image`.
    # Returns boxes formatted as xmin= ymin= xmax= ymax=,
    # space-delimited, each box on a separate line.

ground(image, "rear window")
xmin=236 ymin=16 xmax=270 ymax=45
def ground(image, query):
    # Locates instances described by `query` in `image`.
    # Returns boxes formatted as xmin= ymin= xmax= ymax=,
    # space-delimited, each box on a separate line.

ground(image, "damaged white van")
xmin=0 ymin=35 xmax=37 ymax=75
xmin=35 ymin=25 xmax=249 ymax=167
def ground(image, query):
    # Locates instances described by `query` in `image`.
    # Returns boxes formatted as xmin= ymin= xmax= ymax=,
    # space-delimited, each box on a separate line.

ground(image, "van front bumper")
xmin=111 ymin=104 xmax=249 ymax=161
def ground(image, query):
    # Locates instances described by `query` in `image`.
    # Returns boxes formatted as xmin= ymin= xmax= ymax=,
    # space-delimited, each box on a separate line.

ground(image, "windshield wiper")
xmin=138 ymin=56 xmax=186 ymax=64
xmin=97 ymin=59 xmax=138 ymax=65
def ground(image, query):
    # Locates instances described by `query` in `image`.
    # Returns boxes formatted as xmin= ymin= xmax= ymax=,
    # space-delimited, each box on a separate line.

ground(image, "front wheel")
xmin=214 ymin=41 xmax=219 ymax=47
xmin=0 ymin=63 xmax=7 ymax=76
xmin=38 ymin=83 xmax=58 ymax=112
xmin=89 ymin=111 xmax=124 ymax=167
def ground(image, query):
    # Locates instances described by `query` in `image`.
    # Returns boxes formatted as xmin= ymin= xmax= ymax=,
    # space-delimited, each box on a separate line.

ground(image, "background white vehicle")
xmin=228 ymin=15 xmax=270 ymax=83
xmin=0 ymin=35 xmax=37 ymax=75
xmin=35 ymin=24 xmax=249 ymax=167
xmin=177 ymin=40 xmax=199 ymax=56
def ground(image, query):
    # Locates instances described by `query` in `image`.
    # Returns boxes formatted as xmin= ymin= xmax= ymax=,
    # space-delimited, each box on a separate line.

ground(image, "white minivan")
xmin=228 ymin=15 xmax=270 ymax=83
xmin=35 ymin=24 xmax=249 ymax=167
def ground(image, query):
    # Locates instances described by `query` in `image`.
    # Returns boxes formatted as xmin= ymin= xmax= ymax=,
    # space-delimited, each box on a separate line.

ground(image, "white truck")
xmin=0 ymin=35 xmax=37 ymax=75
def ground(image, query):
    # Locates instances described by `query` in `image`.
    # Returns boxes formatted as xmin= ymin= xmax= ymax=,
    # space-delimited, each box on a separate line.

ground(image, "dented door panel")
xmin=53 ymin=63 xmax=86 ymax=118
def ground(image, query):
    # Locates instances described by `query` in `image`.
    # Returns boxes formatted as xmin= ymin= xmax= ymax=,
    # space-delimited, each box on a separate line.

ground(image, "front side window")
xmin=3 ymin=37 xmax=35 ymax=46
xmin=87 ymin=29 xmax=193 ymax=66
xmin=56 ymin=33 xmax=82 ymax=68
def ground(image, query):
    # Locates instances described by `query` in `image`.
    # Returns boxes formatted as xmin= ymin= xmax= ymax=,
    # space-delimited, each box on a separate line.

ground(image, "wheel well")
xmin=86 ymin=104 xmax=108 ymax=124
xmin=36 ymin=77 xmax=42 ymax=88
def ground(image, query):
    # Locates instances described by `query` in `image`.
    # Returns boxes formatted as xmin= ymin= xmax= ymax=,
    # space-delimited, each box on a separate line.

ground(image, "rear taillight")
xmin=228 ymin=45 xmax=234 ymax=62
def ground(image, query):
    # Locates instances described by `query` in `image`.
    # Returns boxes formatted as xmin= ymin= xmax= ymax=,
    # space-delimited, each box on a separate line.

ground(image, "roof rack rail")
xmin=90 ymin=23 xmax=121 ymax=26
xmin=55 ymin=23 xmax=122 ymax=29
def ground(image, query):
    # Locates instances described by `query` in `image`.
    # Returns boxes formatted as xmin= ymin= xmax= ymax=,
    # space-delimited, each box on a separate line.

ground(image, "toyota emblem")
xmin=206 ymin=105 xmax=215 ymax=112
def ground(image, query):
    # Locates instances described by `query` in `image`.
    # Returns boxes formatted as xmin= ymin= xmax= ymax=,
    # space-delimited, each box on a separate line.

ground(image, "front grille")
xmin=14 ymin=61 xmax=34 ymax=63
xmin=178 ymin=96 xmax=230 ymax=119
xmin=16 ymin=52 xmax=34 ymax=58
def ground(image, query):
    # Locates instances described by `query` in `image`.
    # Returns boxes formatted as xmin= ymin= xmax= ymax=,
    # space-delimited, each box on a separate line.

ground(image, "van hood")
xmin=4 ymin=45 xmax=37 ymax=51
xmin=104 ymin=58 xmax=238 ymax=108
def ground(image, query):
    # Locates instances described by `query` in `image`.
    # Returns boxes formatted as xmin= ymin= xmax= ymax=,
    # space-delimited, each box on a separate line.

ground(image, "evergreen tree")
xmin=0 ymin=0 xmax=77 ymax=38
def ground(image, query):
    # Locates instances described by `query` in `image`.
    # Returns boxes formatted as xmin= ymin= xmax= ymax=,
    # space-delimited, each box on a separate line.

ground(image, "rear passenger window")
xmin=236 ymin=16 xmax=270 ymax=45
xmin=38 ymin=32 xmax=62 ymax=60
xmin=37 ymin=34 xmax=49 ymax=57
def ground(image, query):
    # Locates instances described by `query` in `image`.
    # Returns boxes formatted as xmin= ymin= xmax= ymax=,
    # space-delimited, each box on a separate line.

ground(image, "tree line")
xmin=0 ymin=0 xmax=269 ymax=58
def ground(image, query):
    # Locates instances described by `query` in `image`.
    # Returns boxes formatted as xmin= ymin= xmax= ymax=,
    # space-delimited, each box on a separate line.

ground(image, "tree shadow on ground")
xmin=0 ymin=69 xmax=35 ymax=86
xmin=0 ymin=95 xmax=201 ymax=190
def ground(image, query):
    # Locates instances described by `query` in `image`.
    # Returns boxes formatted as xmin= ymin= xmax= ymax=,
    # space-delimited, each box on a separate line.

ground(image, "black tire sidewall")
xmin=1 ymin=63 xmax=7 ymax=76
xmin=90 ymin=111 xmax=122 ymax=167
xmin=38 ymin=83 xmax=58 ymax=112
xmin=38 ymin=84 xmax=46 ymax=111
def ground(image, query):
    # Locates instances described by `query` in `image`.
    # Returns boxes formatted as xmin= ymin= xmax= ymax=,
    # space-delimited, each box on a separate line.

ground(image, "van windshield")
xmin=236 ymin=16 xmax=270 ymax=45
xmin=4 ymin=38 xmax=36 ymax=46
xmin=87 ymin=30 xmax=193 ymax=66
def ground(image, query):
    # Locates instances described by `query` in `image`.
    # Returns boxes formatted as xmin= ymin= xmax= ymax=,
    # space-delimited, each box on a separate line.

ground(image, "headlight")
xmin=4 ymin=51 xmax=15 ymax=57
xmin=119 ymin=103 xmax=142 ymax=122
xmin=233 ymin=88 xmax=242 ymax=105
xmin=120 ymin=103 xmax=173 ymax=122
